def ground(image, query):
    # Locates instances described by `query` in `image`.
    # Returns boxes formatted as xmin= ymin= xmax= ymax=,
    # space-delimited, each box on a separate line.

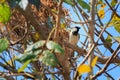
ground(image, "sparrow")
xmin=69 ymin=26 xmax=80 ymax=46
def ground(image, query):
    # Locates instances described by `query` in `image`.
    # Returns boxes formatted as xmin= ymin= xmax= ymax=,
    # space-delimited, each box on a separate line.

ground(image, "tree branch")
xmin=91 ymin=44 xmax=120 ymax=79
xmin=53 ymin=0 xmax=63 ymax=41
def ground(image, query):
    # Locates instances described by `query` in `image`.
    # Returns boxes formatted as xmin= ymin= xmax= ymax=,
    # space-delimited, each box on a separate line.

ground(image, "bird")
xmin=68 ymin=26 xmax=80 ymax=58
xmin=69 ymin=26 xmax=80 ymax=46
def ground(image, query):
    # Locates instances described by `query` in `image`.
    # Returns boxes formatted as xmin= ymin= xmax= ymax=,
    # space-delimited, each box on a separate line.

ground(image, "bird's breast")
xmin=69 ymin=35 xmax=79 ymax=45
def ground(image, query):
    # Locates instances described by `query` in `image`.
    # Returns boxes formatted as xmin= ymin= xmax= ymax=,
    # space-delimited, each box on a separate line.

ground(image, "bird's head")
xmin=71 ymin=26 xmax=80 ymax=35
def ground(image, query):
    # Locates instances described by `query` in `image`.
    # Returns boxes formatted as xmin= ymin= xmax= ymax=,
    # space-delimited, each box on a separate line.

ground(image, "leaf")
xmin=51 ymin=9 xmax=57 ymax=14
xmin=0 ymin=3 xmax=11 ymax=23
xmin=25 ymin=40 xmax=45 ymax=53
xmin=33 ymin=32 xmax=40 ymax=41
xmin=110 ymin=14 xmax=120 ymax=33
xmin=16 ymin=53 xmax=36 ymax=63
xmin=0 ymin=38 xmax=9 ymax=52
xmin=100 ymin=3 xmax=106 ymax=9
xmin=0 ymin=0 xmax=5 ymax=3
xmin=77 ymin=0 xmax=90 ymax=12
xmin=98 ymin=9 xmax=105 ymax=19
xmin=18 ymin=60 xmax=31 ymax=73
xmin=51 ymin=74 xmax=56 ymax=80
xmin=61 ymin=23 xmax=66 ymax=29
xmin=111 ymin=0 xmax=117 ymax=7
xmin=46 ymin=41 xmax=64 ymax=54
xmin=97 ymin=0 xmax=103 ymax=5
xmin=39 ymin=50 xmax=59 ymax=67
xmin=77 ymin=64 xmax=91 ymax=74
xmin=106 ymin=36 xmax=112 ymax=43
xmin=64 ymin=0 xmax=74 ymax=6
xmin=113 ymin=36 xmax=120 ymax=43
xmin=105 ymin=35 xmax=112 ymax=47
xmin=91 ymin=56 xmax=98 ymax=67
xmin=114 ymin=23 xmax=120 ymax=33
xmin=104 ymin=35 xmax=112 ymax=48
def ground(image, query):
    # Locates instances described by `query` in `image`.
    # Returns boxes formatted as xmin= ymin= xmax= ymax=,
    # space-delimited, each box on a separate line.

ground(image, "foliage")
xmin=46 ymin=41 xmax=64 ymax=54
xmin=0 ymin=38 xmax=9 ymax=52
xmin=0 ymin=0 xmax=120 ymax=80
xmin=0 ymin=3 xmax=11 ymax=23
xmin=16 ymin=40 xmax=64 ymax=72
xmin=39 ymin=50 xmax=59 ymax=66
xmin=77 ymin=0 xmax=90 ymax=12
xmin=98 ymin=9 xmax=105 ymax=19
xmin=77 ymin=56 xmax=98 ymax=74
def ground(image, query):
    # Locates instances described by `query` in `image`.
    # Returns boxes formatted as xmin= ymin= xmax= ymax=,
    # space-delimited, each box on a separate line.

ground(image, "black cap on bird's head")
xmin=71 ymin=26 xmax=80 ymax=35
xmin=75 ymin=26 xmax=80 ymax=30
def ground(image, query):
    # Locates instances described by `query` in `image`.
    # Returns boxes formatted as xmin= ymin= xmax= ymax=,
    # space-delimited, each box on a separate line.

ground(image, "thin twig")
xmin=105 ymin=0 xmax=120 ymax=18
xmin=66 ymin=18 xmax=95 ymax=24
xmin=10 ymin=26 xmax=28 ymax=45
xmin=96 ymin=64 xmax=114 ymax=80
xmin=91 ymin=44 xmax=120 ymax=79
xmin=53 ymin=0 xmax=63 ymax=41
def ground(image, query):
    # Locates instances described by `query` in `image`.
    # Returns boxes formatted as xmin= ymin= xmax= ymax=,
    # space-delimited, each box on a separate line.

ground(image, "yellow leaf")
xmin=100 ymin=3 xmax=106 ymax=9
xmin=61 ymin=23 xmax=66 ymax=29
xmin=98 ymin=9 xmax=105 ymax=19
xmin=35 ymin=32 xmax=40 ymax=40
xmin=0 ymin=0 xmax=5 ymax=3
xmin=32 ymin=32 xmax=40 ymax=41
xmin=113 ymin=14 xmax=120 ymax=20
xmin=109 ymin=14 xmax=120 ymax=27
xmin=18 ymin=60 xmax=31 ymax=73
xmin=91 ymin=56 xmax=98 ymax=67
xmin=77 ymin=64 xmax=91 ymax=74
xmin=51 ymin=9 xmax=57 ymax=14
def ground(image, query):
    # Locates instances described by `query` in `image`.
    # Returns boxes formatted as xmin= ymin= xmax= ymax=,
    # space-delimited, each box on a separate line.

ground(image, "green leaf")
xmin=51 ymin=74 xmax=56 ymax=80
xmin=16 ymin=54 xmax=36 ymax=63
xmin=105 ymin=35 xmax=112 ymax=43
xmin=113 ymin=36 xmax=120 ymax=43
xmin=114 ymin=23 xmax=120 ymax=33
xmin=97 ymin=0 xmax=103 ymax=5
xmin=0 ymin=3 xmax=11 ymax=23
xmin=25 ymin=40 xmax=45 ymax=53
xmin=0 ymin=38 xmax=9 ymax=52
xmin=104 ymin=35 xmax=112 ymax=48
xmin=39 ymin=50 xmax=59 ymax=66
xmin=77 ymin=0 xmax=90 ymax=12
xmin=18 ymin=60 xmax=31 ymax=73
xmin=46 ymin=41 xmax=64 ymax=54
xmin=109 ymin=14 xmax=120 ymax=33
xmin=111 ymin=0 xmax=117 ymax=7
xmin=64 ymin=0 xmax=74 ymax=6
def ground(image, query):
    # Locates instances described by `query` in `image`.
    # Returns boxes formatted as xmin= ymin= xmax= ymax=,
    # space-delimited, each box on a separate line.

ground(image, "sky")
xmin=63 ymin=0 xmax=120 ymax=80
xmin=0 ymin=0 xmax=120 ymax=80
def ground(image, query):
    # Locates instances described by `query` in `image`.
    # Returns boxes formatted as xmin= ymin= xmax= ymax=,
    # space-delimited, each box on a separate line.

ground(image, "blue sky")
xmin=63 ymin=0 xmax=120 ymax=79
xmin=0 ymin=0 xmax=120 ymax=80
